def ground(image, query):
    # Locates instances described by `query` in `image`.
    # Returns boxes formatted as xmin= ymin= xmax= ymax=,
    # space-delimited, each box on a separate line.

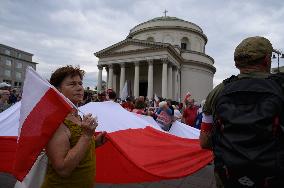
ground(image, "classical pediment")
xmin=112 ymin=44 xmax=149 ymax=53
xmin=94 ymin=39 xmax=169 ymax=57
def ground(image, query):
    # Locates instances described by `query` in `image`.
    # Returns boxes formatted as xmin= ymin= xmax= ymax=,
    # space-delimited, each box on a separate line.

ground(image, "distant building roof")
xmin=0 ymin=43 xmax=33 ymax=56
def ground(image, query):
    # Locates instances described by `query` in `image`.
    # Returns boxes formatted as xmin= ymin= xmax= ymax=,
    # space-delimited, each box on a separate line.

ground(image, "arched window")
xmin=146 ymin=37 xmax=155 ymax=42
xmin=181 ymin=37 xmax=190 ymax=50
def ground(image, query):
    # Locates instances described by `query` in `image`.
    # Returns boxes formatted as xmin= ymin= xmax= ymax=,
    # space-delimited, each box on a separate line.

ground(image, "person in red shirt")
xmin=121 ymin=96 xmax=135 ymax=112
xmin=132 ymin=98 xmax=146 ymax=115
xmin=182 ymin=98 xmax=198 ymax=126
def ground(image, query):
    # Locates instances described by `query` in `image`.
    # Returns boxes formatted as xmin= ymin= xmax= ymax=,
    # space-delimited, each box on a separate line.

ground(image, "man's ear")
xmin=263 ymin=54 xmax=271 ymax=67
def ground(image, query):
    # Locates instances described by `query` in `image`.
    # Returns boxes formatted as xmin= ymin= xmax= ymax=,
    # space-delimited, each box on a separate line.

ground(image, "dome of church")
xmin=149 ymin=16 xmax=184 ymax=21
xmin=129 ymin=16 xmax=204 ymax=35
xmin=127 ymin=16 xmax=207 ymax=52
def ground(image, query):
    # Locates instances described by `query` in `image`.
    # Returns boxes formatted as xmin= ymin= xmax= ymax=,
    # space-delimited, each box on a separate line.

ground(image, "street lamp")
xmin=272 ymin=49 xmax=284 ymax=73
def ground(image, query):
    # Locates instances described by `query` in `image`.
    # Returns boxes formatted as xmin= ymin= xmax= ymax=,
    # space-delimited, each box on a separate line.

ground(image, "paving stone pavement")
xmin=0 ymin=165 xmax=216 ymax=188
xmin=0 ymin=173 xmax=17 ymax=188
xmin=96 ymin=164 xmax=216 ymax=188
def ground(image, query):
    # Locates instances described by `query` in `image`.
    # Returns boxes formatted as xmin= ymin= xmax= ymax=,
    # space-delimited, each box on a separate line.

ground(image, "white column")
xmin=147 ymin=59 xmax=154 ymax=100
xmin=113 ymin=74 xmax=117 ymax=93
xmin=134 ymin=62 xmax=140 ymax=98
xmin=178 ymin=70 xmax=181 ymax=102
xmin=106 ymin=67 xmax=109 ymax=90
xmin=119 ymin=63 xmax=126 ymax=96
xmin=167 ymin=64 xmax=173 ymax=100
xmin=108 ymin=64 xmax=113 ymax=89
xmin=172 ymin=67 xmax=178 ymax=101
xmin=97 ymin=65 xmax=103 ymax=93
xmin=162 ymin=59 xmax=168 ymax=99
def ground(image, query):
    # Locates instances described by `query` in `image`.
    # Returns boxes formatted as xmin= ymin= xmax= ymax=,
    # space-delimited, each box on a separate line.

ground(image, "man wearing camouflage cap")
xmin=199 ymin=36 xmax=284 ymax=187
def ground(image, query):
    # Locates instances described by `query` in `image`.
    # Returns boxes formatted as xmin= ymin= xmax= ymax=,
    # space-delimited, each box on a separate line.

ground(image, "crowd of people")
xmin=0 ymin=88 xmax=21 ymax=112
xmin=79 ymin=88 xmax=205 ymax=132
xmin=0 ymin=75 xmax=204 ymax=133
xmin=1 ymin=36 xmax=284 ymax=188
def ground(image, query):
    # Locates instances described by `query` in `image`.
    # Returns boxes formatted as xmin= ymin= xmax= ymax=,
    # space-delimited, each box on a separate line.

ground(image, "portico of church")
xmin=97 ymin=57 xmax=181 ymax=101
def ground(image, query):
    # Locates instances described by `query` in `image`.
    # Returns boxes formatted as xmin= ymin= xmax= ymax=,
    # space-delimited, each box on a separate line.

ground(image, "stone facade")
xmin=95 ymin=16 xmax=216 ymax=103
xmin=0 ymin=44 xmax=37 ymax=88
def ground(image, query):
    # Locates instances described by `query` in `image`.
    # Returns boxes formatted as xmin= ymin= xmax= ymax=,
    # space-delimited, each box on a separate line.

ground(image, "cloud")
xmin=1 ymin=0 xmax=284 ymax=89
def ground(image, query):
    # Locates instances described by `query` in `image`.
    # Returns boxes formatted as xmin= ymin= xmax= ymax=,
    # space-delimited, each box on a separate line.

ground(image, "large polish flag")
xmin=0 ymin=102 xmax=212 ymax=187
xmin=0 ymin=69 xmax=212 ymax=187
xmin=0 ymin=101 xmax=212 ymax=187
xmin=12 ymin=67 xmax=73 ymax=181
xmin=82 ymin=102 xmax=212 ymax=183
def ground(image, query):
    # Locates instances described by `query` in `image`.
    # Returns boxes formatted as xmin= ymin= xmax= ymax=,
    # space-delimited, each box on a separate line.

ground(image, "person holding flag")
xmin=41 ymin=66 xmax=106 ymax=188
xmin=3 ymin=66 xmax=213 ymax=187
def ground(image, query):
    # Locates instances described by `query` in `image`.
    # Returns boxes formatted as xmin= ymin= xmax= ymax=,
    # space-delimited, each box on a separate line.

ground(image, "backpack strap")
xmin=269 ymin=73 xmax=284 ymax=92
xmin=269 ymin=73 xmax=284 ymax=135
xmin=214 ymin=75 xmax=238 ymax=123
xmin=222 ymin=75 xmax=238 ymax=85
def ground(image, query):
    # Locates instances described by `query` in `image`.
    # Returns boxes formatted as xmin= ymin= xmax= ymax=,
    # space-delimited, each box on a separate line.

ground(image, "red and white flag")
xmin=13 ymin=67 xmax=73 ymax=181
xmin=0 ymin=101 xmax=212 ymax=187
xmin=0 ymin=70 xmax=212 ymax=186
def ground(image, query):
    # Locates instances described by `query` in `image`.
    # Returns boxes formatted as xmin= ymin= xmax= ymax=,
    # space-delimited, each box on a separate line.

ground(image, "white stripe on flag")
xmin=19 ymin=67 xmax=50 ymax=137
xmin=202 ymin=114 xmax=213 ymax=123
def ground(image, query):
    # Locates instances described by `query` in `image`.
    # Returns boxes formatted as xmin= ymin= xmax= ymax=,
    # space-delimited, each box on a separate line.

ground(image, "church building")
xmin=95 ymin=15 xmax=216 ymax=103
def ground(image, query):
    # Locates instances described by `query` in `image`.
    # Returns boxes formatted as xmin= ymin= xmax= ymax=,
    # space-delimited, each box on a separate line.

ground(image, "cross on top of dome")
xmin=163 ymin=9 xmax=168 ymax=17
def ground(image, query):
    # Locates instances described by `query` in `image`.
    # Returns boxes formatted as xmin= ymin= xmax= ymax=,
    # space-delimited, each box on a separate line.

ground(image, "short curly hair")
xmin=134 ymin=99 xmax=146 ymax=109
xmin=50 ymin=65 xmax=85 ymax=88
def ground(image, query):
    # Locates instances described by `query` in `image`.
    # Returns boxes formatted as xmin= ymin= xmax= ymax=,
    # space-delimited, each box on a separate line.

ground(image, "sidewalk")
xmin=0 ymin=173 xmax=16 ymax=188
xmin=0 ymin=165 xmax=216 ymax=188
xmin=97 ymin=164 xmax=216 ymax=188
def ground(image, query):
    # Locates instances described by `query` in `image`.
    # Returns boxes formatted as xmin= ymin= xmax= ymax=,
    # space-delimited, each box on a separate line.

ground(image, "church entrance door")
xmin=139 ymin=82 xmax=147 ymax=97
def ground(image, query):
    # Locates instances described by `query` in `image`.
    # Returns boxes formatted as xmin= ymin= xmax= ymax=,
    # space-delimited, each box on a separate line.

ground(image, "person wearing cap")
xmin=0 ymin=89 xmax=11 ymax=112
xmin=199 ymin=36 xmax=284 ymax=187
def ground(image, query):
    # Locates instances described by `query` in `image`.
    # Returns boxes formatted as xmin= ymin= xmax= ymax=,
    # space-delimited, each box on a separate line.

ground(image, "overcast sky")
xmin=1 ymin=0 xmax=284 ymax=88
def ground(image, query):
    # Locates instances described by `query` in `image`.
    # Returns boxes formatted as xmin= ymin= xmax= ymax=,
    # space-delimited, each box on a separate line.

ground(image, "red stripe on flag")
xmin=0 ymin=136 xmax=17 ymax=173
xmin=96 ymin=126 xmax=213 ymax=183
xmin=201 ymin=122 xmax=213 ymax=133
xmin=13 ymin=88 xmax=72 ymax=181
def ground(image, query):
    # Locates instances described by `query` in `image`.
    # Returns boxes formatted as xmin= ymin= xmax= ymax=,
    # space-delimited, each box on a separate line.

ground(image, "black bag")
xmin=213 ymin=73 xmax=284 ymax=177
